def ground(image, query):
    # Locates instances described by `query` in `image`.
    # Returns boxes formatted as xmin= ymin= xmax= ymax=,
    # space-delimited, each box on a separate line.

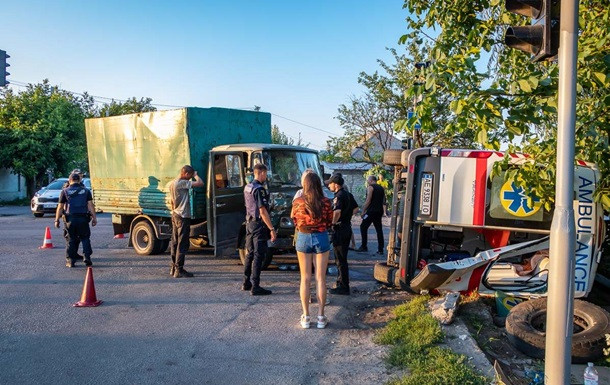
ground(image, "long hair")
xmin=302 ymin=172 xmax=324 ymax=219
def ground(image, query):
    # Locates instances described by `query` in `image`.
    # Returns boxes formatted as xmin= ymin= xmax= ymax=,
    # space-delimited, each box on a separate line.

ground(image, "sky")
xmin=1 ymin=0 xmax=409 ymax=150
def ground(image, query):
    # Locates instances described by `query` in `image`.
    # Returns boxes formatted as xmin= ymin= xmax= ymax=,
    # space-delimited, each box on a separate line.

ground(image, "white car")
xmin=31 ymin=178 xmax=91 ymax=217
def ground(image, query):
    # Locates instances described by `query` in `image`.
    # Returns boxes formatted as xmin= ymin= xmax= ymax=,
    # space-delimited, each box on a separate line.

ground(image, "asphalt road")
xmin=0 ymin=206 xmax=391 ymax=385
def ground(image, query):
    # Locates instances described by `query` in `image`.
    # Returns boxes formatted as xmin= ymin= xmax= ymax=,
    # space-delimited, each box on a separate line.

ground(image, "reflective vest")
xmin=244 ymin=180 xmax=264 ymax=221
xmin=65 ymin=185 xmax=88 ymax=214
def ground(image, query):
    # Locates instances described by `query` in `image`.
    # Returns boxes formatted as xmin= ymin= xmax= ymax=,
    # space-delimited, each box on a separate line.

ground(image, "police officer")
xmin=61 ymin=169 xmax=87 ymax=262
xmin=357 ymin=175 xmax=386 ymax=254
xmin=242 ymin=163 xmax=276 ymax=296
xmin=325 ymin=174 xmax=358 ymax=295
xmin=54 ymin=172 xmax=97 ymax=268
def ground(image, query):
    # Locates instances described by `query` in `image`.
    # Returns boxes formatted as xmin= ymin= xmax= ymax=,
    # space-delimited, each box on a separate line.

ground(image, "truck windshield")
xmin=262 ymin=151 xmax=321 ymax=187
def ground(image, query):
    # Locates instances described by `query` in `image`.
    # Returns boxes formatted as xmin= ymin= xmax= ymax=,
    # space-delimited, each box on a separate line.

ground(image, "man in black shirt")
xmin=357 ymin=175 xmax=386 ymax=255
xmin=326 ymin=174 xmax=359 ymax=295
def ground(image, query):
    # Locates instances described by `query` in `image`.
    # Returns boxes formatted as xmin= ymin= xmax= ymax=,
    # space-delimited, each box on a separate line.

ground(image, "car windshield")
xmin=46 ymin=180 xmax=67 ymax=190
xmin=83 ymin=179 xmax=91 ymax=189
xmin=262 ymin=151 xmax=321 ymax=187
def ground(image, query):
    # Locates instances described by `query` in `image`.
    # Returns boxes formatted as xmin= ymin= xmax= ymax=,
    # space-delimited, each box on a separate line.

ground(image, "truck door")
xmin=207 ymin=151 xmax=246 ymax=256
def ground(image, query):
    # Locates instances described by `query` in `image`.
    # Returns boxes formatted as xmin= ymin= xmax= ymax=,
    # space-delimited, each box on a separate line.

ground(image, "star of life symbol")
xmin=500 ymin=181 xmax=541 ymax=217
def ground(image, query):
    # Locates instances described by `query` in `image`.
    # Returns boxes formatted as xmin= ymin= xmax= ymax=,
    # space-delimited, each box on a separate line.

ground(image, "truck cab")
xmin=207 ymin=144 xmax=324 ymax=266
xmin=375 ymin=147 xmax=606 ymax=298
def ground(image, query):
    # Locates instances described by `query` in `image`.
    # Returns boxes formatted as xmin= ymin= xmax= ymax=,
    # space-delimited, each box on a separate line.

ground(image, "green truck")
xmin=85 ymin=107 xmax=324 ymax=265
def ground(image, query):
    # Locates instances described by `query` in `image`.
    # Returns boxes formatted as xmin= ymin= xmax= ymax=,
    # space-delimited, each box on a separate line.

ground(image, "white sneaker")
xmin=300 ymin=315 xmax=311 ymax=329
xmin=317 ymin=315 xmax=328 ymax=329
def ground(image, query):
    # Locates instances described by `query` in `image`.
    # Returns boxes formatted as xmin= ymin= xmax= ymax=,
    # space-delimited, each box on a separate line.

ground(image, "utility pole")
xmin=544 ymin=0 xmax=578 ymax=383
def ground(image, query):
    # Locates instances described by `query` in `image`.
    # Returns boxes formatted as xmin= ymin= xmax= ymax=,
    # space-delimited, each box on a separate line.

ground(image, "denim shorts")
xmin=295 ymin=231 xmax=330 ymax=254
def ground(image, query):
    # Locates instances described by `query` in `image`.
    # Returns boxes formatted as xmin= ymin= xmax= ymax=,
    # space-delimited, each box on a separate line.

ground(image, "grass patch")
xmin=376 ymin=295 xmax=488 ymax=385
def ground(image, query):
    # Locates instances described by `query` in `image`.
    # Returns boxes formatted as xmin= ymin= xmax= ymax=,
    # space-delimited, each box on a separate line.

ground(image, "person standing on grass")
xmin=291 ymin=172 xmax=333 ymax=329
xmin=356 ymin=175 xmax=386 ymax=255
xmin=169 ymin=165 xmax=204 ymax=278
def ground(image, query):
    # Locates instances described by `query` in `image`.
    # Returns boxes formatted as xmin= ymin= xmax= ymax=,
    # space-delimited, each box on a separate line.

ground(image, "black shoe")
xmin=76 ymin=254 xmax=85 ymax=261
xmin=65 ymin=259 xmax=75 ymax=268
xmin=329 ymin=286 xmax=350 ymax=295
xmin=376 ymin=250 xmax=384 ymax=255
xmin=84 ymin=257 xmax=92 ymax=266
xmin=174 ymin=268 xmax=194 ymax=278
xmin=355 ymin=246 xmax=368 ymax=252
xmin=251 ymin=286 xmax=272 ymax=296
xmin=241 ymin=281 xmax=252 ymax=291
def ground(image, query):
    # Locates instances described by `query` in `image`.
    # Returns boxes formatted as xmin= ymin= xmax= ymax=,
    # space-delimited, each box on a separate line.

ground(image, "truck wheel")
xmin=506 ymin=298 xmax=610 ymax=363
xmin=238 ymin=248 xmax=273 ymax=270
xmin=383 ymin=149 xmax=404 ymax=167
xmin=132 ymin=221 xmax=160 ymax=255
xmin=374 ymin=262 xmax=397 ymax=286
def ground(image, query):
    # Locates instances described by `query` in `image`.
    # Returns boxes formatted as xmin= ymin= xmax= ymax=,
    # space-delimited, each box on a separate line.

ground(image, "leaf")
xmin=593 ymin=72 xmax=607 ymax=84
xmin=518 ymin=79 xmax=532 ymax=93
xmin=477 ymin=129 xmax=488 ymax=144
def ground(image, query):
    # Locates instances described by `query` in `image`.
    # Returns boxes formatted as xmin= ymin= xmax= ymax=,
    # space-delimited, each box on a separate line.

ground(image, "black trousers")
xmin=332 ymin=226 xmax=352 ymax=288
xmin=360 ymin=211 xmax=384 ymax=252
xmin=64 ymin=215 xmax=92 ymax=261
xmin=244 ymin=221 xmax=269 ymax=287
xmin=170 ymin=213 xmax=191 ymax=269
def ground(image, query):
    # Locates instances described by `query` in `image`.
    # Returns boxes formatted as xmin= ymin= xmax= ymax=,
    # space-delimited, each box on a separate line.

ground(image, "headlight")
xmin=279 ymin=217 xmax=294 ymax=228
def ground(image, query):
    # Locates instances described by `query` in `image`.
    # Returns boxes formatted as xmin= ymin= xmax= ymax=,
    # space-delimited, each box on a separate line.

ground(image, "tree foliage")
xmin=270 ymin=124 xmax=307 ymax=147
xmin=401 ymin=0 xmax=610 ymax=210
xmin=96 ymin=97 xmax=156 ymax=117
xmin=0 ymin=80 xmax=88 ymax=196
xmin=326 ymin=45 xmax=479 ymax=165
xmin=0 ymin=80 xmax=159 ymax=197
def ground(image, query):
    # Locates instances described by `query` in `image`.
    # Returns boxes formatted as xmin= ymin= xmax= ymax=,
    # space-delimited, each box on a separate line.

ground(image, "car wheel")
xmin=506 ymin=298 xmax=610 ymax=363
xmin=131 ymin=221 xmax=159 ymax=255
xmin=33 ymin=213 xmax=44 ymax=218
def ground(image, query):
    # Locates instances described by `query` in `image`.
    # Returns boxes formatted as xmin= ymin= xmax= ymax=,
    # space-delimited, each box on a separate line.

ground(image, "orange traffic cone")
xmin=39 ymin=226 xmax=54 ymax=249
xmin=113 ymin=233 xmax=125 ymax=239
xmin=73 ymin=267 xmax=103 ymax=307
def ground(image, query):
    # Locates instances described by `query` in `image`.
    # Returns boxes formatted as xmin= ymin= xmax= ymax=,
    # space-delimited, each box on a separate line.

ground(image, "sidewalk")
xmin=0 ymin=205 xmax=31 ymax=216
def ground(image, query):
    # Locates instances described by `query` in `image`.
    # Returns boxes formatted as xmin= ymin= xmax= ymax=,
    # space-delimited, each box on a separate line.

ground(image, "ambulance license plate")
xmin=420 ymin=173 xmax=433 ymax=216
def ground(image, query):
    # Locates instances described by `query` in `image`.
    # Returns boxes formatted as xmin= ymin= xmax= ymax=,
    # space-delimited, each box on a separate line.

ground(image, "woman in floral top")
xmin=291 ymin=172 xmax=333 ymax=329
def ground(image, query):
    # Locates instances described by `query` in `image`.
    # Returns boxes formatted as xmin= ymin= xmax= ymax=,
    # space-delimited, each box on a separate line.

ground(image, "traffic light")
xmin=504 ymin=0 xmax=560 ymax=62
xmin=0 ymin=50 xmax=9 ymax=87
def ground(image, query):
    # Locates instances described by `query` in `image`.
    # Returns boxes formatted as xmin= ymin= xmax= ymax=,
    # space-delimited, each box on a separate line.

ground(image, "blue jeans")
xmin=295 ymin=231 xmax=330 ymax=254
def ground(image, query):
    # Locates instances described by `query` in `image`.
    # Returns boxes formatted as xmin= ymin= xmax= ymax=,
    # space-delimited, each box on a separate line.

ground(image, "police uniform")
xmin=332 ymin=187 xmax=357 ymax=291
xmin=243 ymin=179 xmax=271 ymax=290
xmin=59 ymin=181 xmax=94 ymax=267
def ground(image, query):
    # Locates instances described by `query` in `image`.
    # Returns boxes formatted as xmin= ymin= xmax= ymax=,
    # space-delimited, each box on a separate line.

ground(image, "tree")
xmin=400 ymin=0 xmax=610 ymax=210
xmin=0 ymin=80 xmax=89 ymax=196
xmin=326 ymin=46 xmax=479 ymax=165
xmin=97 ymin=97 xmax=156 ymax=117
xmin=271 ymin=124 xmax=308 ymax=146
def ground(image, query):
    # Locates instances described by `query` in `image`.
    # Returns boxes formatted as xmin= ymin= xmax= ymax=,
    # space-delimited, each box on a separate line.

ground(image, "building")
xmin=0 ymin=168 xmax=26 ymax=202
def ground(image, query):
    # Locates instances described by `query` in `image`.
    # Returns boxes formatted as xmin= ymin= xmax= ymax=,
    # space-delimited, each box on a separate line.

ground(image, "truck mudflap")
xmin=409 ymin=237 xmax=550 ymax=294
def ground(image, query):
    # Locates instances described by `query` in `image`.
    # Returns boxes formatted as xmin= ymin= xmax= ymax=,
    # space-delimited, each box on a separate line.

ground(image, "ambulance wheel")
xmin=506 ymin=298 xmax=610 ymax=363
xmin=132 ymin=221 xmax=159 ymax=255
xmin=238 ymin=248 xmax=273 ymax=270
xmin=383 ymin=149 xmax=404 ymax=167
xmin=374 ymin=262 xmax=397 ymax=286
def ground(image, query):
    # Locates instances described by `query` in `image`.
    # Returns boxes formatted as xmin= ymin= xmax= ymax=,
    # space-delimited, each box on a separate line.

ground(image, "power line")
xmin=271 ymin=112 xmax=338 ymax=136
xmin=6 ymin=80 xmax=330 ymax=149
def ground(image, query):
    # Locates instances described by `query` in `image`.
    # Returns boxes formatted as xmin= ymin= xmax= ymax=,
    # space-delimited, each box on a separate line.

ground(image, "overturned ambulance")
xmin=375 ymin=147 xmax=607 ymax=299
